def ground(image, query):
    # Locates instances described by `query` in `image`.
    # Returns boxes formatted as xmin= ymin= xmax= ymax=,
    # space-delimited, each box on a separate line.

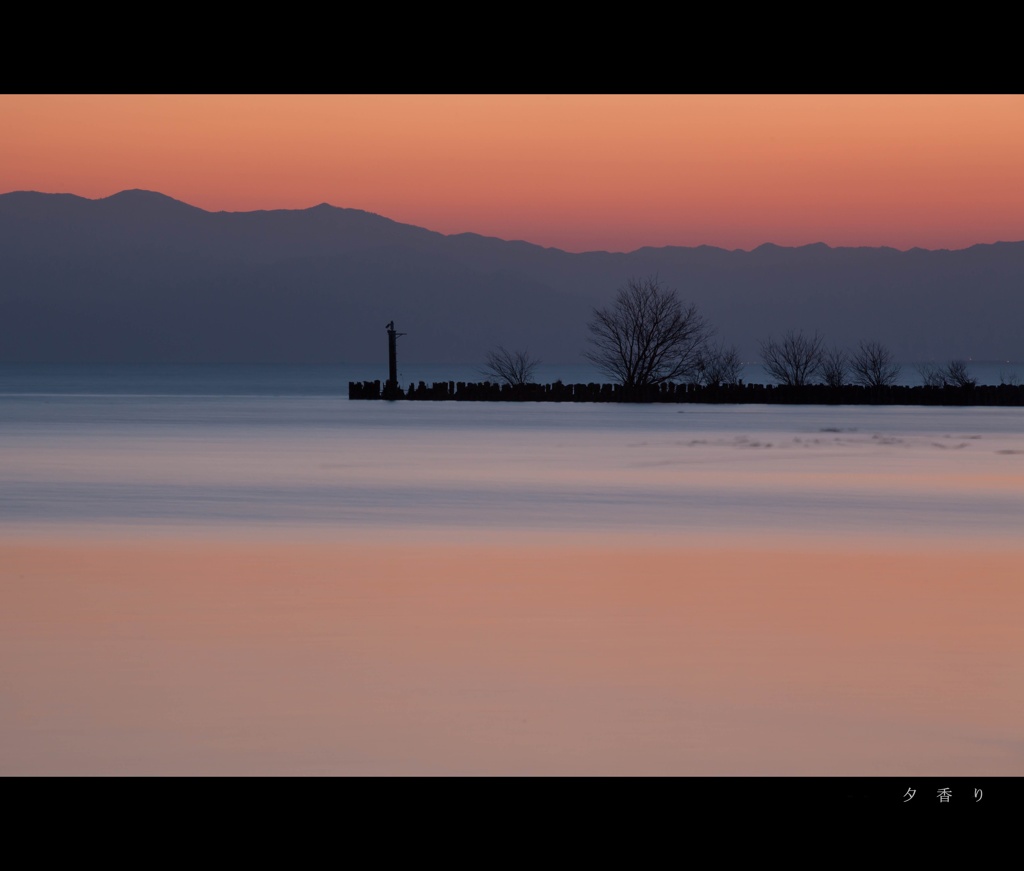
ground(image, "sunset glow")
xmin=4 ymin=92 xmax=1024 ymax=780
xmin=3 ymin=94 xmax=1023 ymax=252
xmin=3 ymin=534 xmax=1021 ymax=775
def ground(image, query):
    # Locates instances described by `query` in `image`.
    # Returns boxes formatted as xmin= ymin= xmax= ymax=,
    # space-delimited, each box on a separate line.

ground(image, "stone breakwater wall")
xmin=349 ymin=380 xmax=1024 ymax=406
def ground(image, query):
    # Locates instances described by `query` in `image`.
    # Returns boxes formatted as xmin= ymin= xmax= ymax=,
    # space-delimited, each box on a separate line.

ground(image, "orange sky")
xmin=2 ymin=94 xmax=1023 ymax=252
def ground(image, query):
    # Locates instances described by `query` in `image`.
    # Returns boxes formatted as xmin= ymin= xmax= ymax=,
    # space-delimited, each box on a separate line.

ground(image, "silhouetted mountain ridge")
xmin=1 ymin=189 xmax=1021 ymax=365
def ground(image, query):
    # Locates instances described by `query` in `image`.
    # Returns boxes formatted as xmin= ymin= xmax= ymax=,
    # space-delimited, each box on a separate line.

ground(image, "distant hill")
xmin=1 ymin=189 xmax=1022 ymax=365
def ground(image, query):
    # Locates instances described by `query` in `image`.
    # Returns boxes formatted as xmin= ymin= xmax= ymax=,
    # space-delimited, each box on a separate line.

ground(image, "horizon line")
xmin=3 ymin=187 xmax=1021 ymax=257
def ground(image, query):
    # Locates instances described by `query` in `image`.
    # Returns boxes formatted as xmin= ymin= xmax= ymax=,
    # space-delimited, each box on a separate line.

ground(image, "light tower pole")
xmin=384 ymin=321 xmax=406 ymax=400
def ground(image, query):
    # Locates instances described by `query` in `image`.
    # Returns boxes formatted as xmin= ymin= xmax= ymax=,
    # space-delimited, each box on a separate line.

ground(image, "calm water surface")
xmin=1 ymin=365 xmax=1021 ymax=775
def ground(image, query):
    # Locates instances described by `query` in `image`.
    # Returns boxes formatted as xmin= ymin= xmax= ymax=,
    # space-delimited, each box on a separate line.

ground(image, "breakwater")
xmin=349 ymin=380 xmax=1024 ymax=406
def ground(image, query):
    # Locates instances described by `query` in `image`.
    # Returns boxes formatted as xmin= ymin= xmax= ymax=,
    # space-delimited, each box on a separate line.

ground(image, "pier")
xmin=348 ymin=380 xmax=1024 ymax=406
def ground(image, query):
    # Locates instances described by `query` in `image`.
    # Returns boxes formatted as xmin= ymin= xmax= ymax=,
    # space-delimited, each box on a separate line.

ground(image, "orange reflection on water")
xmin=1 ymin=533 xmax=1020 ymax=775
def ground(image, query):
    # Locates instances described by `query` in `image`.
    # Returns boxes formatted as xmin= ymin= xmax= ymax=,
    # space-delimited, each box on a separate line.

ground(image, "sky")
xmin=3 ymin=93 xmax=1023 ymax=253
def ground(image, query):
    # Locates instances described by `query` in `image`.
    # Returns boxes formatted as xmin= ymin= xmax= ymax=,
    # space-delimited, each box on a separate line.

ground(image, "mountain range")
xmin=1 ymin=189 xmax=1021 ymax=365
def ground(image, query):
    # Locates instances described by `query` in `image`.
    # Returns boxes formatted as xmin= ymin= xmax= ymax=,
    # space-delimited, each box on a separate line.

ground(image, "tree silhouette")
xmin=820 ymin=345 xmax=849 ymax=388
xmin=583 ymin=276 xmax=710 ymax=389
xmin=695 ymin=342 xmax=743 ymax=387
xmin=916 ymin=362 xmax=945 ymax=387
xmin=758 ymin=330 xmax=824 ymax=386
xmin=917 ymin=360 xmax=975 ymax=388
xmin=850 ymin=340 xmax=901 ymax=388
xmin=481 ymin=346 xmax=540 ymax=387
xmin=939 ymin=359 xmax=976 ymax=389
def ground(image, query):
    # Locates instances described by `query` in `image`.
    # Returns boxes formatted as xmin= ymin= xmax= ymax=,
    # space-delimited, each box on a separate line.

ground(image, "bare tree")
xmin=941 ymin=360 xmax=977 ymax=388
xmin=583 ymin=276 xmax=710 ymax=389
xmin=481 ymin=346 xmax=540 ymax=387
xmin=916 ymin=362 xmax=945 ymax=387
xmin=918 ymin=360 xmax=977 ymax=388
xmin=820 ymin=346 xmax=849 ymax=388
xmin=695 ymin=342 xmax=743 ymax=387
xmin=758 ymin=330 xmax=825 ymax=386
xmin=850 ymin=340 xmax=901 ymax=388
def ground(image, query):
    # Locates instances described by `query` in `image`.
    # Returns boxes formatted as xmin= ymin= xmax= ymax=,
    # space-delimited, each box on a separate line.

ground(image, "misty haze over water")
xmin=1 ymin=361 xmax=1022 ymax=398
xmin=2 ymin=364 xmax=1023 ymax=539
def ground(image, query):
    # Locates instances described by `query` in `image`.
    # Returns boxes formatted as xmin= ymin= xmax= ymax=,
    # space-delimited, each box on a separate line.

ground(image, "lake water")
xmin=1 ymin=364 xmax=1022 ymax=775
